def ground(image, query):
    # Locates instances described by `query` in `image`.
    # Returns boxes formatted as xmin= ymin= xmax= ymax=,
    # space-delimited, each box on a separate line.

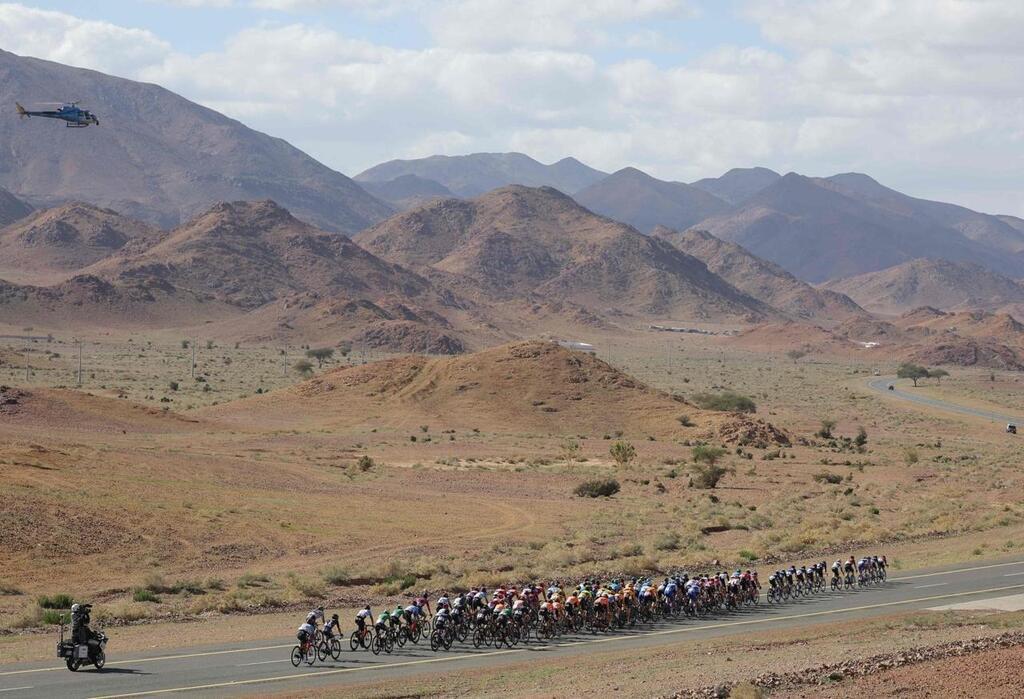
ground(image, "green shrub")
xmin=133 ymin=588 xmax=160 ymax=603
xmin=738 ymin=549 xmax=758 ymax=561
xmin=573 ymin=479 xmax=621 ymax=498
xmin=691 ymin=391 xmax=756 ymax=413
xmin=690 ymin=463 xmax=730 ymax=489
xmin=356 ymin=455 xmax=374 ymax=471
xmin=609 ymin=441 xmax=636 ymax=468
xmin=677 ymin=414 xmax=694 ymax=427
xmin=41 ymin=609 xmax=65 ymax=625
xmin=37 ymin=593 xmax=73 ymax=609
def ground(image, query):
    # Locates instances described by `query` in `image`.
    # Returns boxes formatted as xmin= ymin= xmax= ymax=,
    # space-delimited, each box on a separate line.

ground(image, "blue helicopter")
xmin=16 ymin=101 xmax=99 ymax=127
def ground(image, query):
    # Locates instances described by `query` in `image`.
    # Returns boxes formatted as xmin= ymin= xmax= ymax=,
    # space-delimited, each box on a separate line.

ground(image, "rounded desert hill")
xmin=205 ymin=340 xmax=731 ymax=437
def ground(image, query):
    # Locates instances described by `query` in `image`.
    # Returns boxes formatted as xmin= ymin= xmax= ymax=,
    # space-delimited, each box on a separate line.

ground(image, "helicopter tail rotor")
xmin=15 ymin=102 xmax=27 ymax=118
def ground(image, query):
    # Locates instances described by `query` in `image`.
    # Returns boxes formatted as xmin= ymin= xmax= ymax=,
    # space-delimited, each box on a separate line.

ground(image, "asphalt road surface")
xmin=867 ymin=377 xmax=1023 ymax=425
xmin=4 ymin=558 xmax=1024 ymax=698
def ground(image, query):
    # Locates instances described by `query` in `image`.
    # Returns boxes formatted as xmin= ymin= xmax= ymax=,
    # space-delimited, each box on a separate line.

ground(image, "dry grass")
xmin=3 ymin=329 xmax=1024 ymax=633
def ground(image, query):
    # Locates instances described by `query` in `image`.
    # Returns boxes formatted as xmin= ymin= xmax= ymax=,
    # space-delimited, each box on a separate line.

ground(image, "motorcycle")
xmin=57 ymin=612 xmax=108 ymax=671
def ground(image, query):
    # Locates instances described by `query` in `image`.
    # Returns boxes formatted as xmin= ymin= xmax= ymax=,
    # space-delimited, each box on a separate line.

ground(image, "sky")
xmin=1 ymin=1 xmax=1022 ymax=215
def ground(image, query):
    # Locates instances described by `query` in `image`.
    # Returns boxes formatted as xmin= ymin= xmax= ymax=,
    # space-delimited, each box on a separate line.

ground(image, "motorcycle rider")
xmin=71 ymin=603 xmax=99 ymax=647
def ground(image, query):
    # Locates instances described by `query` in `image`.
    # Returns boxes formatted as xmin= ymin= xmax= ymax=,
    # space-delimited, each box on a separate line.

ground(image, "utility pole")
xmin=77 ymin=340 xmax=83 ymax=386
xmin=191 ymin=339 xmax=197 ymax=379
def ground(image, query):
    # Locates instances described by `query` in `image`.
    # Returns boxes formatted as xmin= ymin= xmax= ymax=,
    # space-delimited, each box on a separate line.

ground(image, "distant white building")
xmin=558 ymin=340 xmax=596 ymax=352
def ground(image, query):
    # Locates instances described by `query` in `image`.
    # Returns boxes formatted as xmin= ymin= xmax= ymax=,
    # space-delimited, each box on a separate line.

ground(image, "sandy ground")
xmin=775 ymin=644 xmax=1024 ymax=699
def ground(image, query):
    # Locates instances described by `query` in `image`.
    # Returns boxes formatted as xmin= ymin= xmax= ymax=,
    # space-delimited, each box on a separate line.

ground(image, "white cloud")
xmin=0 ymin=3 xmax=171 ymax=76
xmin=2 ymin=1 xmax=1024 ymax=213
xmin=427 ymin=0 xmax=695 ymax=50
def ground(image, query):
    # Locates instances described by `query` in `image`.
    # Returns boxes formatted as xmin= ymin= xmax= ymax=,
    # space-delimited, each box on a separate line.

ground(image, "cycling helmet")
xmin=332 ymin=613 xmax=339 ymax=620
xmin=71 ymin=603 xmax=81 ymax=613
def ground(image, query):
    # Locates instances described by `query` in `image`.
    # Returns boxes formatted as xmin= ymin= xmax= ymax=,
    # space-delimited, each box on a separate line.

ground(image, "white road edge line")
xmin=86 ymin=582 xmax=1024 ymax=699
xmin=915 ymin=583 xmax=947 ymax=589
xmin=0 ymin=644 xmax=294 ymax=677
xmin=890 ymin=559 xmax=1024 ymax=581
xmin=0 ymin=687 xmax=33 ymax=693
xmin=1004 ymin=572 xmax=1024 ymax=577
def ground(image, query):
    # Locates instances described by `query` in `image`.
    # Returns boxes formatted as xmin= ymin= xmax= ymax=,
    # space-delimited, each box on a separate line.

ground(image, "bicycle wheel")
xmin=317 ymin=642 xmax=328 ymax=661
xmin=349 ymin=631 xmax=361 ymax=651
xmin=371 ymin=634 xmax=383 ymax=655
xmin=395 ymin=627 xmax=406 ymax=648
xmin=290 ymin=646 xmax=303 ymax=667
xmin=329 ymin=638 xmax=342 ymax=660
xmin=383 ymin=632 xmax=394 ymax=654
xmin=429 ymin=631 xmax=442 ymax=652
xmin=305 ymin=645 xmax=316 ymax=665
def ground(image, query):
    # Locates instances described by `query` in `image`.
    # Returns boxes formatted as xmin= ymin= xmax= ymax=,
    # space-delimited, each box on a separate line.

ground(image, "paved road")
xmin=4 ymin=558 xmax=1024 ymax=698
xmin=867 ymin=377 xmax=1023 ymax=425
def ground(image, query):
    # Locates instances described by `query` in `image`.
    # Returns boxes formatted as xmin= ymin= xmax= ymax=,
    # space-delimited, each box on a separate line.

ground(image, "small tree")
xmin=306 ymin=347 xmax=335 ymax=368
xmin=168 ymin=381 xmax=179 ymax=391
xmin=692 ymin=445 xmax=727 ymax=467
xmin=609 ymin=440 xmax=636 ymax=468
xmin=929 ymin=368 xmax=949 ymax=384
xmin=292 ymin=359 xmax=314 ymax=378
xmin=816 ymin=419 xmax=836 ymax=439
xmin=561 ymin=439 xmax=581 ymax=463
xmin=786 ymin=349 xmax=807 ymax=364
xmin=854 ymin=426 xmax=868 ymax=447
xmin=338 ymin=341 xmax=353 ymax=360
xmin=897 ymin=362 xmax=929 ymax=387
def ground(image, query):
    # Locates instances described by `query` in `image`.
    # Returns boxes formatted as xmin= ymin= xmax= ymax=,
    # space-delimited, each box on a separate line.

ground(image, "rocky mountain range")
xmin=355 ymin=152 xmax=607 ymax=198
xmin=355 ymin=185 xmax=772 ymax=321
xmin=0 ymin=49 xmax=392 ymax=233
xmin=822 ymin=258 xmax=1024 ymax=315
xmin=656 ymin=227 xmax=864 ymax=323
xmin=574 ymin=167 xmax=732 ymax=234
xmin=0 ymin=187 xmax=33 ymax=227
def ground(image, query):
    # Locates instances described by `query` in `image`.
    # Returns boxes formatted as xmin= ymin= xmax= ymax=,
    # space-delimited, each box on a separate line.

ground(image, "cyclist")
xmin=832 ymin=560 xmax=842 ymax=581
xmin=354 ymin=605 xmax=373 ymax=642
xmin=305 ymin=606 xmax=325 ymax=632
xmin=323 ymin=613 xmax=341 ymax=641
xmin=415 ymin=591 xmax=433 ymax=618
xmin=296 ymin=620 xmax=315 ymax=653
xmin=375 ymin=608 xmax=391 ymax=636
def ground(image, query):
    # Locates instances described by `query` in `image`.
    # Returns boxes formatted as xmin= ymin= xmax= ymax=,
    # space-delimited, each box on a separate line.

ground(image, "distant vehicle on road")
xmin=888 ymin=384 xmax=894 ymax=391
xmin=1007 ymin=423 xmax=1017 ymax=434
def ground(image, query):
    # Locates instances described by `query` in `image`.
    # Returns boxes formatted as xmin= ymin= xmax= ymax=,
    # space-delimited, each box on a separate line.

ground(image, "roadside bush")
xmin=322 ymin=566 xmax=354 ymax=586
xmin=904 ymin=448 xmax=920 ymax=465
xmin=816 ymin=419 xmax=836 ymax=439
xmin=813 ymin=471 xmax=843 ymax=484
xmin=691 ymin=391 xmax=756 ymax=413
xmin=573 ymin=479 xmax=620 ymax=498
xmin=677 ymin=414 xmax=694 ymax=427
xmin=37 ymin=593 xmax=73 ymax=609
xmin=133 ymin=588 xmax=160 ymax=603
xmin=41 ymin=609 xmax=64 ymax=625
xmin=738 ymin=549 xmax=758 ymax=562
xmin=356 ymin=455 xmax=374 ymax=471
